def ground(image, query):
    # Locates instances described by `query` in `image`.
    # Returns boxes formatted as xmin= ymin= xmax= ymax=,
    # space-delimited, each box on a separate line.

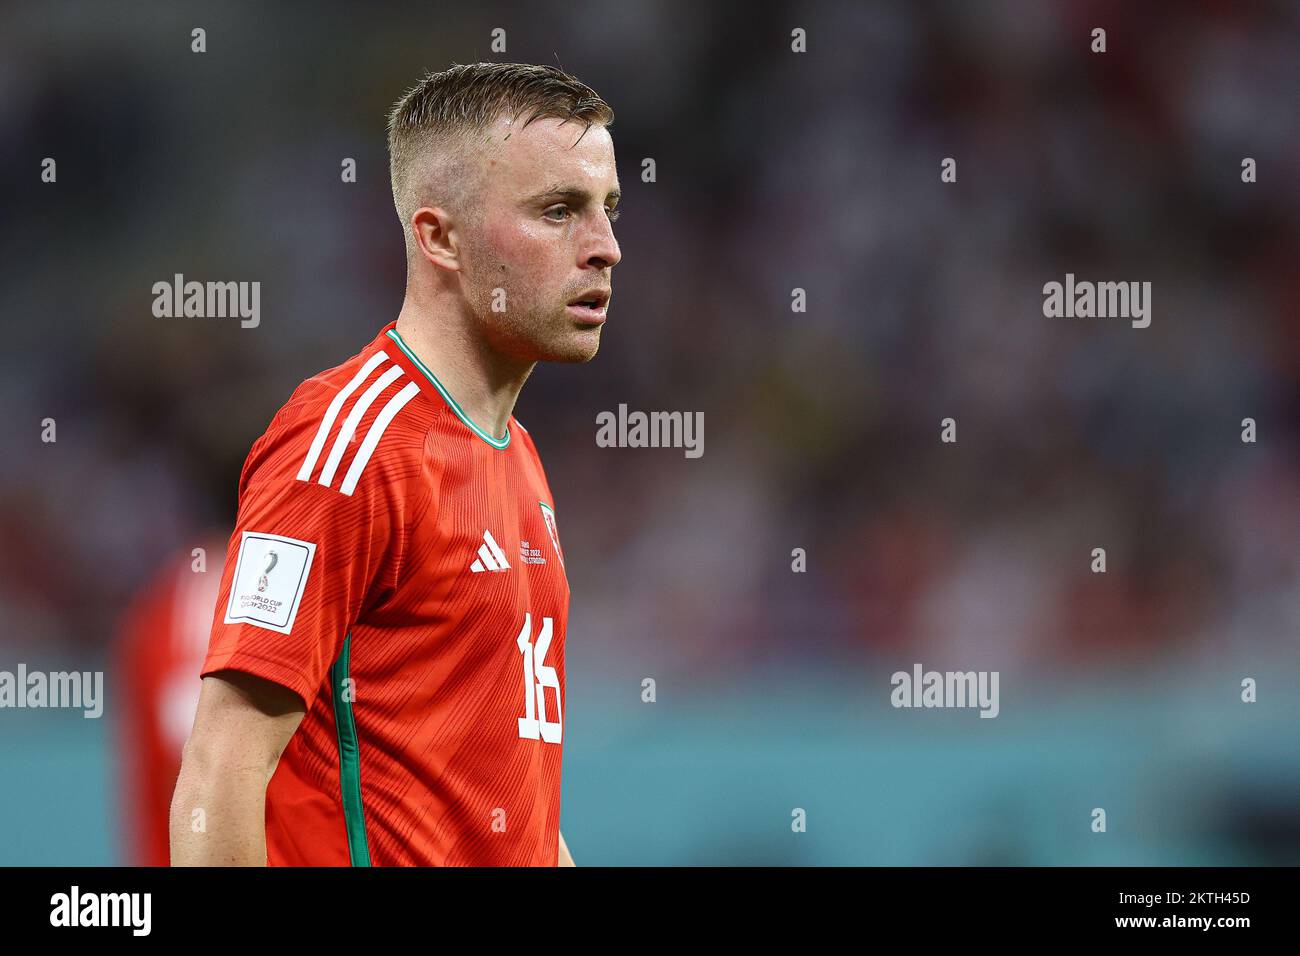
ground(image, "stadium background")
xmin=1 ymin=0 xmax=1298 ymax=865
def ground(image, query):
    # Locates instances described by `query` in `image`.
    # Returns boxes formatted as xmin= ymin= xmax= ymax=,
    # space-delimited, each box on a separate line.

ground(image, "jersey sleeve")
xmin=201 ymin=469 xmax=400 ymax=711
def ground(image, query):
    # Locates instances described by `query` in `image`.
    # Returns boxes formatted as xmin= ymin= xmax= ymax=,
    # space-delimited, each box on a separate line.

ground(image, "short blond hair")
xmin=387 ymin=62 xmax=614 ymax=241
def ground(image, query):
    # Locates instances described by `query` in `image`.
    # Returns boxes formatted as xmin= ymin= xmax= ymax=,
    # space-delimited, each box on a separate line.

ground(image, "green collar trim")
xmin=386 ymin=329 xmax=510 ymax=449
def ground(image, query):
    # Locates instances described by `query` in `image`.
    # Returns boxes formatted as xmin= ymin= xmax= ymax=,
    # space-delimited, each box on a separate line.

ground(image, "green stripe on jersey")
xmin=330 ymin=633 xmax=372 ymax=866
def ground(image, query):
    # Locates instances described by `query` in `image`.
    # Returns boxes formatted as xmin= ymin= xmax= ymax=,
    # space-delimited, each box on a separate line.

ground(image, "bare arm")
xmin=169 ymin=671 xmax=306 ymax=866
xmin=558 ymin=829 xmax=576 ymax=867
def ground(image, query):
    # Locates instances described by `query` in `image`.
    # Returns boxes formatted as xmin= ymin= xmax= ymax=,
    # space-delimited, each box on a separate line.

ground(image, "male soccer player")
xmin=169 ymin=62 xmax=621 ymax=866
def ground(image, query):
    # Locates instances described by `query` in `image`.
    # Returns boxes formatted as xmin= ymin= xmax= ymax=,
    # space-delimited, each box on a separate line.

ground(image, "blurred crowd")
xmin=2 ymin=0 xmax=1297 ymax=687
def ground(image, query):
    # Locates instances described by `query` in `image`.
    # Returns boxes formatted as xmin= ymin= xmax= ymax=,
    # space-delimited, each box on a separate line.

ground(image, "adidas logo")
xmin=470 ymin=530 xmax=511 ymax=573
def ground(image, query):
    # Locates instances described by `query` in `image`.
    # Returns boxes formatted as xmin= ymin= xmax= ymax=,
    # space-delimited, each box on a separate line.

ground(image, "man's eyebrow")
xmin=527 ymin=185 xmax=622 ymax=205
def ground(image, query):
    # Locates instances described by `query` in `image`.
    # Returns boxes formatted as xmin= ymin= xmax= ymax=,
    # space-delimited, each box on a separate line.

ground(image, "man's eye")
xmin=544 ymin=205 xmax=571 ymax=221
xmin=606 ymin=207 xmax=621 ymax=223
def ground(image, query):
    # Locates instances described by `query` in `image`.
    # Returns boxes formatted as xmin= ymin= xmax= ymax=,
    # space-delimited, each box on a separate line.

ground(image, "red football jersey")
xmin=202 ymin=321 xmax=570 ymax=866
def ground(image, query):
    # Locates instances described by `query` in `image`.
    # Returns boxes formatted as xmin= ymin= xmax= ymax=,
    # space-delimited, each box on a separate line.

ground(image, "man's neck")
xmin=394 ymin=299 xmax=534 ymax=443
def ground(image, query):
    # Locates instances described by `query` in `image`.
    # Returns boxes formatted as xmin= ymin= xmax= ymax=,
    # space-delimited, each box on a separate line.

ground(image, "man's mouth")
xmin=566 ymin=289 xmax=611 ymax=324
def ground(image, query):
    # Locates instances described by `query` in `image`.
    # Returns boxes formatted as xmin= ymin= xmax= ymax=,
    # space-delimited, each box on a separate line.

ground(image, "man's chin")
xmin=541 ymin=328 xmax=602 ymax=363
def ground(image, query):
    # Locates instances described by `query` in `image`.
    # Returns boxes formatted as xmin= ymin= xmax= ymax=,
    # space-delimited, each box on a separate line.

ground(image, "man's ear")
xmin=411 ymin=206 xmax=461 ymax=272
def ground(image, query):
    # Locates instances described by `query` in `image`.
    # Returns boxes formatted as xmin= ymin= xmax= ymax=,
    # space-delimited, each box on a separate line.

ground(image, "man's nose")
xmin=582 ymin=215 xmax=621 ymax=270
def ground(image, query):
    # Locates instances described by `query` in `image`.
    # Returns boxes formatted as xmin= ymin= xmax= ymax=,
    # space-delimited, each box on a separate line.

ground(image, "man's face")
xmin=458 ymin=113 xmax=622 ymax=364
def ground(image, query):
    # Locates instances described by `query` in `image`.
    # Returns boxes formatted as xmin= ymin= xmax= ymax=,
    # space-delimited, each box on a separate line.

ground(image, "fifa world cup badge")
xmin=257 ymin=550 xmax=278 ymax=593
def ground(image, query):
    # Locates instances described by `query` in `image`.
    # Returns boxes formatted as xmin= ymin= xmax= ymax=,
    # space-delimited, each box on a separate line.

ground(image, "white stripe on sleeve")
xmin=317 ymin=364 xmax=404 ymax=488
xmin=296 ymin=351 xmax=390 ymax=482
xmin=339 ymin=381 xmax=420 ymax=496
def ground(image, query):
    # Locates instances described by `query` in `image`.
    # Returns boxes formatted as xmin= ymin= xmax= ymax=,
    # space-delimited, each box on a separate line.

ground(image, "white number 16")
xmin=516 ymin=613 xmax=562 ymax=743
